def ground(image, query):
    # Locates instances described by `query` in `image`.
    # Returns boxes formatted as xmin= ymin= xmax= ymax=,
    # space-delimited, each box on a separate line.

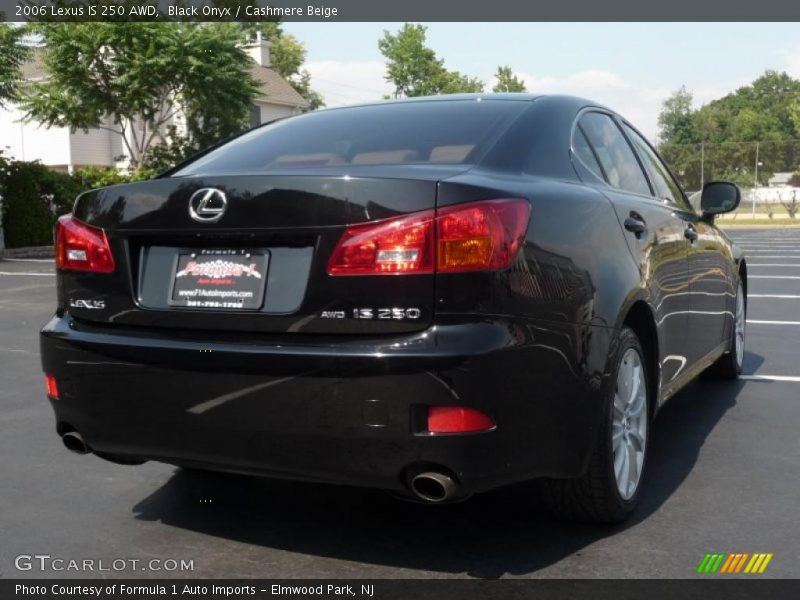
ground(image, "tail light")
xmin=55 ymin=215 xmax=115 ymax=273
xmin=326 ymin=199 xmax=529 ymax=276
xmin=44 ymin=374 xmax=59 ymax=399
xmin=437 ymin=199 xmax=530 ymax=272
xmin=327 ymin=210 xmax=436 ymax=275
xmin=427 ymin=406 xmax=495 ymax=433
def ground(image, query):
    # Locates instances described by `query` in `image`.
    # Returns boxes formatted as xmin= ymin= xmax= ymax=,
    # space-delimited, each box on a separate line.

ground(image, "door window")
xmin=623 ymin=124 xmax=691 ymax=211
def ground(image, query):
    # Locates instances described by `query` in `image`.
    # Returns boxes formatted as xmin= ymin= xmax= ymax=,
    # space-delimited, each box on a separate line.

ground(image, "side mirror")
xmin=701 ymin=181 xmax=741 ymax=216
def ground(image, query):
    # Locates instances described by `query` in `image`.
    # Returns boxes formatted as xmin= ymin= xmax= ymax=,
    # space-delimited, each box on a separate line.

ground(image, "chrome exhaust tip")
xmin=62 ymin=431 xmax=90 ymax=455
xmin=410 ymin=471 xmax=459 ymax=503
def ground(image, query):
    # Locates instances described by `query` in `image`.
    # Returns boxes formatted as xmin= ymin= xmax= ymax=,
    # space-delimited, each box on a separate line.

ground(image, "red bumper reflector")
xmin=45 ymin=374 xmax=59 ymax=399
xmin=427 ymin=406 xmax=495 ymax=433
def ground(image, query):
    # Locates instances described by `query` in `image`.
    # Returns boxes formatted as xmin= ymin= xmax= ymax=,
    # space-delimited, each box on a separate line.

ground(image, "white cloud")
xmin=783 ymin=45 xmax=800 ymax=78
xmin=303 ymin=60 xmax=391 ymax=107
xmin=302 ymin=61 xmax=755 ymax=142
xmin=307 ymin=62 xmax=672 ymax=139
xmin=515 ymin=69 xmax=670 ymax=141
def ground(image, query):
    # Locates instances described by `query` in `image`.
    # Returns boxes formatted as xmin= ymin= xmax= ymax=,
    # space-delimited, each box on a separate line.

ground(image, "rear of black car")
xmin=40 ymin=97 xmax=602 ymax=501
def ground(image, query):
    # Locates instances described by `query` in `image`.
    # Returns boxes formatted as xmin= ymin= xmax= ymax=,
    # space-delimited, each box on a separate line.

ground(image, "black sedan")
xmin=41 ymin=94 xmax=746 ymax=522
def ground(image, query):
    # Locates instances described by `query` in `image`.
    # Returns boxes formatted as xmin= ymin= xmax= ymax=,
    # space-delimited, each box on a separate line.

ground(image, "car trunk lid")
xmin=62 ymin=169 xmax=461 ymax=335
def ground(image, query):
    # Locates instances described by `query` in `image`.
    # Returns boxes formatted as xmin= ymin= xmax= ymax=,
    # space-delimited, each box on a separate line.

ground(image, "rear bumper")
xmin=40 ymin=313 xmax=613 ymax=496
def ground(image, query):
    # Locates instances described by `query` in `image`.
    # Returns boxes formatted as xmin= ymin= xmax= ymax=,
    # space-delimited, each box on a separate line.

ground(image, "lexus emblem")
xmin=189 ymin=188 xmax=227 ymax=223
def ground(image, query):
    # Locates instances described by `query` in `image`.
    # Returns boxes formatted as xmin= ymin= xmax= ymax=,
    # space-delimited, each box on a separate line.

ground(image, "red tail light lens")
xmin=55 ymin=215 xmax=115 ymax=273
xmin=327 ymin=210 xmax=435 ymax=275
xmin=327 ymin=199 xmax=529 ymax=276
xmin=44 ymin=374 xmax=59 ymax=399
xmin=427 ymin=406 xmax=495 ymax=433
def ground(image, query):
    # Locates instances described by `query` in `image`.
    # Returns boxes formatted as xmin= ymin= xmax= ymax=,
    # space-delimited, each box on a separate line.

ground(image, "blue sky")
xmin=284 ymin=22 xmax=800 ymax=140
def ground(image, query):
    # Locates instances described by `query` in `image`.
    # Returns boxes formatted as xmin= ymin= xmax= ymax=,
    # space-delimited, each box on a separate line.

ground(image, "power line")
xmin=309 ymin=76 xmax=388 ymax=95
xmin=317 ymin=88 xmax=379 ymax=104
xmin=661 ymin=139 xmax=800 ymax=148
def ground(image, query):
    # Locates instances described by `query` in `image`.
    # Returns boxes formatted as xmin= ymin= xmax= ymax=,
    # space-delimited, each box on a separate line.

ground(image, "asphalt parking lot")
xmin=1 ymin=228 xmax=799 ymax=579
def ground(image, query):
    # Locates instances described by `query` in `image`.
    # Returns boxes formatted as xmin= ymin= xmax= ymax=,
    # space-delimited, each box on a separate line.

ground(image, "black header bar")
xmin=2 ymin=0 xmax=800 ymax=22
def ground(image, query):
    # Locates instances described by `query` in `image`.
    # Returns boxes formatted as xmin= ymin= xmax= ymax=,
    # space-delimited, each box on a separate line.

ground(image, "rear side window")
xmin=572 ymin=125 xmax=605 ymax=180
xmin=578 ymin=112 xmax=651 ymax=197
xmin=623 ymin=124 xmax=691 ymax=211
xmin=173 ymin=100 xmax=529 ymax=176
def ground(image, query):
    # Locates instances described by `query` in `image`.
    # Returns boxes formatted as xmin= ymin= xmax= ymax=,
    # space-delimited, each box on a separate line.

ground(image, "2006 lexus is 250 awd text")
xmin=41 ymin=94 xmax=746 ymax=523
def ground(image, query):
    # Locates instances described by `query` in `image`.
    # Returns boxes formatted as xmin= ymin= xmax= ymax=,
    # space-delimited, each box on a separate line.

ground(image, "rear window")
xmin=173 ymin=100 xmax=529 ymax=176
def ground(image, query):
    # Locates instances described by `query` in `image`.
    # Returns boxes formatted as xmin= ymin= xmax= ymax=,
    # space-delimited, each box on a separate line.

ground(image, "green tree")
xmin=289 ymin=69 xmax=325 ymax=111
xmin=492 ymin=66 xmax=526 ymax=93
xmin=658 ymin=86 xmax=697 ymax=145
xmin=790 ymin=99 xmax=800 ymax=137
xmin=659 ymin=71 xmax=800 ymax=191
xmin=20 ymin=23 xmax=259 ymax=169
xmin=439 ymin=70 xmax=484 ymax=94
xmin=379 ymin=23 xmax=484 ymax=97
xmin=0 ymin=24 xmax=31 ymax=108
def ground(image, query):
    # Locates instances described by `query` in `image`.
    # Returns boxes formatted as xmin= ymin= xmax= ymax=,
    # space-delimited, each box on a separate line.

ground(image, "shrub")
xmin=73 ymin=166 xmax=155 ymax=189
xmin=0 ymin=158 xmax=154 ymax=248
xmin=0 ymin=160 xmax=87 ymax=248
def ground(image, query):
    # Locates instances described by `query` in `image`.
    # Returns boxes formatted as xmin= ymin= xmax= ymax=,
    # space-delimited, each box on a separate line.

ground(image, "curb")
xmin=0 ymin=245 xmax=55 ymax=259
xmin=718 ymin=223 xmax=800 ymax=229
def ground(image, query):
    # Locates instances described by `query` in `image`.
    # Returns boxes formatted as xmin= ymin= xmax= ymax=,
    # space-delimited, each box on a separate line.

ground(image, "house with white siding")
xmin=0 ymin=33 xmax=309 ymax=172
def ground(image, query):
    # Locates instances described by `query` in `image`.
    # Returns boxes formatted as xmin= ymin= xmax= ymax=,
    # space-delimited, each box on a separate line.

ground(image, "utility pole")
xmin=700 ymin=142 xmax=705 ymax=189
xmin=752 ymin=143 xmax=760 ymax=219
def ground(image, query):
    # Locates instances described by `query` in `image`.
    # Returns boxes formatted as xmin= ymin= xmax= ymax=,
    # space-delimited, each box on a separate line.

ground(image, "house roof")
xmin=769 ymin=172 xmax=794 ymax=186
xmin=249 ymin=64 xmax=309 ymax=108
xmin=20 ymin=49 xmax=308 ymax=109
xmin=21 ymin=51 xmax=46 ymax=80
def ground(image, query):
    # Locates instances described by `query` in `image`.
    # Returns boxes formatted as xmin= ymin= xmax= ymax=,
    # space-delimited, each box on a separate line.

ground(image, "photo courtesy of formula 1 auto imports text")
xmin=0 ymin=1 xmax=799 ymax=599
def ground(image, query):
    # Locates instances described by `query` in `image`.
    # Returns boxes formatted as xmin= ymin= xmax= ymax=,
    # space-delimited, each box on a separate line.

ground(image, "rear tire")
xmin=707 ymin=279 xmax=745 ymax=379
xmin=541 ymin=327 xmax=650 ymax=523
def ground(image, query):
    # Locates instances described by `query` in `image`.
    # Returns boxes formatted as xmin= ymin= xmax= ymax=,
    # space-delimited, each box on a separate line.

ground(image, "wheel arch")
xmin=620 ymin=299 xmax=661 ymax=418
xmin=732 ymin=257 xmax=748 ymax=343
xmin=738 ymin=258 xmax=748 ymax=303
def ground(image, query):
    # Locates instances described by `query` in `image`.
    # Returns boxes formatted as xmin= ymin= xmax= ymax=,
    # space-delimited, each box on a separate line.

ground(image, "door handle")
xmin=684 ymin=225 xmax=698 ymax=242
xmin=624 ymin=212 xmax=647 ymax=236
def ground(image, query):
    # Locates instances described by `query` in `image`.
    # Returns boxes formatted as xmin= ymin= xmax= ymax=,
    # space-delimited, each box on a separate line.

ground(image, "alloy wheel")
xmin=735 ymin=282 xmax=746 ymax=368
xmin=612 ymin=348 xmax=648 ymax=500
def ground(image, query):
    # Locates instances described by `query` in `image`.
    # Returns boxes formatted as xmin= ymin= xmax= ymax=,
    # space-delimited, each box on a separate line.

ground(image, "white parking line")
xmin=0 ymin=271 xmax=54 ymax=277
xmin=749 ymin=294 xmax=800 ymax=299
xmin=2 ymin=258 xmax=54 ymax=263
xmin=749 ymin=275 xmax=800 ymax=279
xmin=749 ymin=264 xmax=800 ymax=267
xmin=741 ymin=374 xmax=800 ymax=382
xmin=747 ymin=319 xmax=800 ymax=325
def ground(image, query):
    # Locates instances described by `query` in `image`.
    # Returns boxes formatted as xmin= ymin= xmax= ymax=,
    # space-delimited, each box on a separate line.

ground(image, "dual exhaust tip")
xmin=62 ymin=431 xmax=91 ymax=455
